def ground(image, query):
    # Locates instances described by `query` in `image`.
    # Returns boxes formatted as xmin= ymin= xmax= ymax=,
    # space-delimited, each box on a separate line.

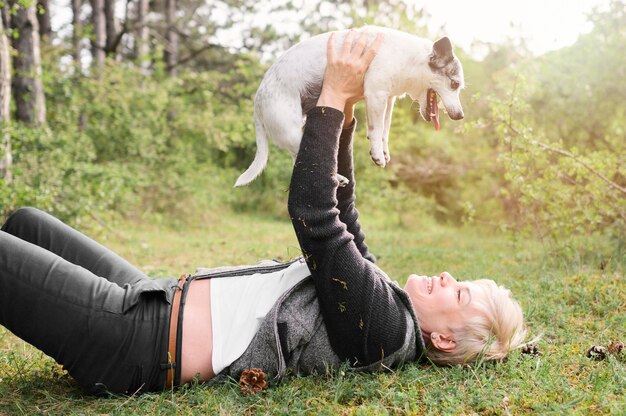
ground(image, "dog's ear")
xmin=429 ymin=37 xmax=454 ymax=69
xmin=433 ymin=37 xmax=453 ymax=57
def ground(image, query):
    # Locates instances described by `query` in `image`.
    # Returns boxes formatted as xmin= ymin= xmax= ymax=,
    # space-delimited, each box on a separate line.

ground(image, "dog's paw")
xmin=369 ymin=148 xmax=387 ymax=167
xmin=336 ymin=174 xmax=350 ymax=187
xmin=383 ymin=148 xmax=391 ymax=163
xmin=383 ymin=137 xmax=391 ymax=163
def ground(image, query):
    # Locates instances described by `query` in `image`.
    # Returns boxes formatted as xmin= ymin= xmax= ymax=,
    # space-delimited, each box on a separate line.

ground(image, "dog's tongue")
xmin=427 ymin=88 xmax=440 ymax=131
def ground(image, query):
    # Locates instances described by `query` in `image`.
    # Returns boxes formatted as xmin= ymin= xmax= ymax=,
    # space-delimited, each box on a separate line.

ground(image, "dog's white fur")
xmin=235 ymin=26 xmax=465 ymax=187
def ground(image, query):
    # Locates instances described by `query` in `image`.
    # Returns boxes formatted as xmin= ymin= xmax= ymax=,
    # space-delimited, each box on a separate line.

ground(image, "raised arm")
xmin=337 ymin=117 xmax=376 ymax=263
xmin=288 ymin=31 xmax=409 ymax=366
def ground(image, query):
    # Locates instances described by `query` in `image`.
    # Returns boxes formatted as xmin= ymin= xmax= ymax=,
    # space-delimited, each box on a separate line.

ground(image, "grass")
xmin=0 ymin=207 xmax=624 ymax=415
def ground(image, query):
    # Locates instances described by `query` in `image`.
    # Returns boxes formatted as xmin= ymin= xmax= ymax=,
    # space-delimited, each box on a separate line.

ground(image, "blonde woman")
xmin=0 ymin=31 xmax=526 ymax=395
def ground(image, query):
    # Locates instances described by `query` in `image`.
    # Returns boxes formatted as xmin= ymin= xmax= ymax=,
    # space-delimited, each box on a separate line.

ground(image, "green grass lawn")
xmin=0 ymin=209 xmax=624 ymax=415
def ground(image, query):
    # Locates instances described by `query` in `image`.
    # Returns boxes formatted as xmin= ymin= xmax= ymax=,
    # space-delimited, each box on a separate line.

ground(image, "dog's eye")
xmin=451 ymin=80 xmax=460 ymax=90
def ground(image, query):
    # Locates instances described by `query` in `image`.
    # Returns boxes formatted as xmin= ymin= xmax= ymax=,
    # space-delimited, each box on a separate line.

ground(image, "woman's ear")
xmin=430 ymin=332 xmax=457 ymax=352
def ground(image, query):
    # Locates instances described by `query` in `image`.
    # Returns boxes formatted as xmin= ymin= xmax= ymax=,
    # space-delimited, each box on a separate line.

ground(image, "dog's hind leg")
xmin=336 ymin=174 xmax=349 ymax=187
xmin=282 ymin=102 xmax=348 ymax=186
xmin=275 ymin=119 xmax=304 ymax=159
xmin=235 ymin=96 xmax=303 ymax=187
xmin=263 ymin=97 xmax=304 ymax=158
xmin=382 ymin=96 xmax=396 ymax=164
xmin=365 ymin=94 xmax=389 ymax=167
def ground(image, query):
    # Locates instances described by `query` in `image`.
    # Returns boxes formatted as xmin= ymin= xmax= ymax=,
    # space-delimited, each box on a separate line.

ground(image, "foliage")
xmin=482 ymin=1 xmax=626 ymax=242
xmin=387 ymin=1 xmax=626 ymax=245
xmin=489 ymin=75 xmax=625 ymax=241
xmin=0 ymin=121 xmax=137 ymax=221
xmin=1 ymin=50 xmax=269 ymax=221
xmin=0 ymin=0 xmax=623 ymax=246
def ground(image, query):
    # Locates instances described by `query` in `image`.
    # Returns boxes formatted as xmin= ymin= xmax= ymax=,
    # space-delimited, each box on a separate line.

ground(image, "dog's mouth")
xmin=426 ymin=88 xmax=440 ymax=131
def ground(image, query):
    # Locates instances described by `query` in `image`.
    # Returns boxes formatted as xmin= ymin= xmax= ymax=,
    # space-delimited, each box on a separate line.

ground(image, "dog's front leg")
xmin=365 ymin=94 xmax=389 ymax=167
xmin=382 ymin=96 xmax=396 ymax=164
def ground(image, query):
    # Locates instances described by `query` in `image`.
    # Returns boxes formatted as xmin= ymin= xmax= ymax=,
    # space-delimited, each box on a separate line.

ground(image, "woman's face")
xmin=404 ymin=272 xmax=487 ymax=343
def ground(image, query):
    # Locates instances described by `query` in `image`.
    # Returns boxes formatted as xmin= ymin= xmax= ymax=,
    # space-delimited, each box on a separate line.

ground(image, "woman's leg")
xmin=0 ymin=230 xmax=141 ymax=392
xmin=1 ymin=207 xmax=147 ymax=287
xmin=0 ymin=232 xmax=125 ymax=392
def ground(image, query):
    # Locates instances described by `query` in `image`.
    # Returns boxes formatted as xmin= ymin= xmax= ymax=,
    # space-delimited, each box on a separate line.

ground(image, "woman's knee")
xmin=1 ymin=207 xmax=47 ymax=233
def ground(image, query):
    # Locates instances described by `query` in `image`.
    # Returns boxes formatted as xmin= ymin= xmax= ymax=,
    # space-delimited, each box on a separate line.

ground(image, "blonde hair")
xmin=426 ymin=279 xmax=527 ymax=366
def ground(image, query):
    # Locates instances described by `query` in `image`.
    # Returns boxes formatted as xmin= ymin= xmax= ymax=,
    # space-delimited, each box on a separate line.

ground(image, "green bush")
xmin=1 ymin=3 xmax=623 ymax=256
xmin=1 ymin=54 xmax=270 ymax=221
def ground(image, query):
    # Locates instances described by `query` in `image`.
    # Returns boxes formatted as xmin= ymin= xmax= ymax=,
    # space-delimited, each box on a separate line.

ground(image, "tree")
xmin=36 ymin=0 xmax=51 ymax=40
xmin=1 ymin=3 xmax=8 ymax=32
xmin=90 ymin=0 xmax=105 ymax=67
xmin=10 ymin=0 xmax=46 ymax=125
xmin=71 ymin=0 xmax=82 ymax=66
xmin=164 ymin=0 xmax=178 ymax=76
xmin=136 ymin=0 xmax=150 ymax=72
xmin=0 ymin=7 xmax=11 ymax=182
xmin=104 ymin=0 xmax=118 ymax=57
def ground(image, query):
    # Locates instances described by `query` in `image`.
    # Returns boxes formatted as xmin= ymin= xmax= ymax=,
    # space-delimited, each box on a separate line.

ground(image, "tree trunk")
xmin=164 ymin=0 xmax=178 ymax=76
xmin=10 ymin=1 xmax=46 ymax=126
xmin=104 ymin=0 xmax=118 ymax=57
xmin=37 ymin=0 xmax=52 ymax=40
xmin=136 ymin=0 xmax=150 ymax=72
xmin=72 ymin=0 xmax=82 ymax=67
xmin=90 ymin=0 xmax=105 ymax=67
xmin=1 ymin=3 xmax=10 ymax=33
xmin=0 ymin=11 xmax=12 ymax=182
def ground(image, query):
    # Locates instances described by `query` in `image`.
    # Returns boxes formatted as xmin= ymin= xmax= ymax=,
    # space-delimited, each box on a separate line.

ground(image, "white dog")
xmin=235 ymin=26 xmax=465 ymax=187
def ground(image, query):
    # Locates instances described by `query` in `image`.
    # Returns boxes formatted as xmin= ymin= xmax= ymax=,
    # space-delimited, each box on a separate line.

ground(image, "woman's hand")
xmin=317 ymin=30 xmax=384 ymax=114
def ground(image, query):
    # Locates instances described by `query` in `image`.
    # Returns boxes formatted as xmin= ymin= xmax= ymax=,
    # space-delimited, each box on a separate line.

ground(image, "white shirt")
xmin=210 ymin=259 xmax=310 ymax=374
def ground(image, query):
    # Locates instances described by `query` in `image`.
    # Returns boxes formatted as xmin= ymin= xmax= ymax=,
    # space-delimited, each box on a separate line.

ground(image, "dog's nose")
xmin=451 ymin=111 xmax=464 ymax=120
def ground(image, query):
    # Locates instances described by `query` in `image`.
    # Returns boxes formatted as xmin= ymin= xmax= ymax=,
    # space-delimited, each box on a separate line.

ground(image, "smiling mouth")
xmin=426 ymin=88 xmax=440 ymax=131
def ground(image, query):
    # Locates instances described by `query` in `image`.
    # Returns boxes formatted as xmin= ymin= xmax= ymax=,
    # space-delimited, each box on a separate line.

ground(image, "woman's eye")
xmin=456 ymin=289 xmax=461 ymax=301
xmin=451 ymin=80 xmax=460 ymax=90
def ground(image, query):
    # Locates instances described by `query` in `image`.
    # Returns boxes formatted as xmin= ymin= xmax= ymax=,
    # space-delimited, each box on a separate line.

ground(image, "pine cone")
xmin=607 ymin=340 xmax=624 ymax=355
xmin=239 ymin=368 xmax=268 ymax=396
xmin=586 ymin=345 xmax=607 ymax=360
xmin=521 ymin=343 xmax=540 ymax=356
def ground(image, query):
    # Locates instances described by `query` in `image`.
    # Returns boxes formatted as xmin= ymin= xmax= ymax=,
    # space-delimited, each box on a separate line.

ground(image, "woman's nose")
xmin=440 ymin=271 xmax=454 ymax=286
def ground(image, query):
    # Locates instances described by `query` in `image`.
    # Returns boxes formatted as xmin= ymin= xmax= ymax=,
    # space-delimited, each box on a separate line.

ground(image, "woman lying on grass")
xmin=0 ymin=31 xmax=526 ymax=396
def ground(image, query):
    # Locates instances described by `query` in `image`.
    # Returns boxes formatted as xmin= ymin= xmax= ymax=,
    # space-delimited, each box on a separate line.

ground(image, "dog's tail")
xmin=234 ymin=116 xmax=269 ymax=187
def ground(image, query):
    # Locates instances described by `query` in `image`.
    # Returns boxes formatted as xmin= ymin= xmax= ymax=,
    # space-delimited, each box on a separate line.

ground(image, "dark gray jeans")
xmin=0 ymin=207 xmax=178 ymax=395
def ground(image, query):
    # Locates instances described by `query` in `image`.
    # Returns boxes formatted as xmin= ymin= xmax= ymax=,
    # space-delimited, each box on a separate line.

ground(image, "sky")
xmin=51 ymin=0 xmax=615 ymax=59
xmin=416 ymin=0 xmax=613 ymax=57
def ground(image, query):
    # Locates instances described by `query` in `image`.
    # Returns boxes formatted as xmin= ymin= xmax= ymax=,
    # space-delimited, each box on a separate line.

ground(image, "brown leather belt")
xmin=166 ymin=274 xmax=188 ymax=388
